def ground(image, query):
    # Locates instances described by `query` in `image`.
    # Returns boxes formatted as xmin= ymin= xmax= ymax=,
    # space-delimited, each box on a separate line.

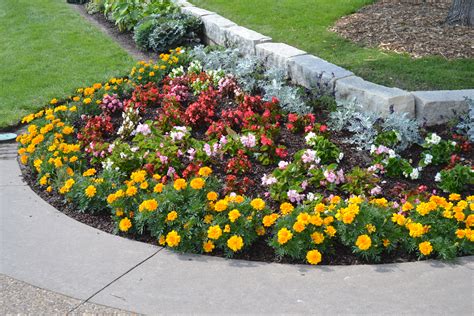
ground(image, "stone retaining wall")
xmin=175 ymin=0 xmax=473 ymax=126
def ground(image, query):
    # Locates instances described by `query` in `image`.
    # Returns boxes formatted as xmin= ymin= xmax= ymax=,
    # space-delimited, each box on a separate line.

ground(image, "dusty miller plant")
xmin=260 ymin=67 xmax=311 ymax=114
xmin=456 ymin=97 xmax=474 ymax=142
xmin=328 ymin=99 xmax=420 ymax=151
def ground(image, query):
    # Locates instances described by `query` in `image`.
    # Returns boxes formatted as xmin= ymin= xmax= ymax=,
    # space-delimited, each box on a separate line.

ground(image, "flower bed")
xmin=17 ymin=46 xmax=474 ymax=265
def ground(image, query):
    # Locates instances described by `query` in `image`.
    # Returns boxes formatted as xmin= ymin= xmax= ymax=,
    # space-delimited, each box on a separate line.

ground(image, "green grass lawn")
xmin=0 ymin=0 xmax=135 ymax=129
xmin=191 ymin=0 xmax=474 ymax=91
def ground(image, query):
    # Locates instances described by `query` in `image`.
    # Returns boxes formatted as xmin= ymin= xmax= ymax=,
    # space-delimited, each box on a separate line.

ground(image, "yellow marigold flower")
xmin=371 ymin=198 xmax=388 ymax=207
xmin=158 ymin=235 xmax=166 ymax=245
xmin=50 ymin=98 xmax=58 ymax=105
xmin=418 ymin=241 xmax=433 ymax=256
xmin=152 ymin=174 xmax=161 ymax=181
xmin=442 ymin=210 xmax=453 ymax=219
xmin=224 ymin=224 xmax=231 ymax=233
xmin=198 ymin=167 xmax=213 ymax=177
xmin=140 ymin=181 xmax=149 ymax=190
xmin=457 ymin=200 xmax=468 ymax=210
xmin=306 ymin=249 xmax=322 ymax=265
xmin=126 ymin=186 xmax=137 ymax=197
xmin=234 ymin=195 xmax=245 ymax=203
xmin=228 ymin=209 xmax=241 ymax=223
xmin=293 ymin=221 xmax=306 ymax=233
xmin=356 ymin=234 xmax=372 ymax=251
xmin=83 ymin=168 xmax=96 ymax=177
xmin=227 ymin=235 xmax=244 ymax=252
xmin=116 ymin=209 xmax=124 ymax=217
xmin=139 ymin=199 xmax=158 ymax=212
xmin=311 ymin=232 xmax=325 ymax=244
xmin=449 ymin=193 xmax=461 ymax=201
xmin=349 ymin=195 xmax=363 ymax=205
xmin=154 ymin=183 xmax=164 ymax=193
xmin=467 ymin=195 xmax=474 ymax=202
xmin=190 ymin=177 xmax=205 ymax=190
xmin=391 ymin=213 xmax=406 ymax=226
xmin=256 ymin=226 xmax=266 ymax=236
xmin=173 ymin=178 xmax=187 ymax=191
xmin=130 ymin=170 xmax=146 ymax=183
xmin=167 ymin=211 xmax=178 ymax=222
xmin=62 ymin=126 xmax=74 ymax=135
xmin=416 ymin=201 xmax=437 ymax=216
xmin=314 ymin=203 xmax=325 ymax=213
xmin=466 ymin=214 xmax=474 ymax=227
xmin=107 ymin=193 xmax=117 ymax=204
xmin=323 ymin=216 xmax=334 ymax=226
xmin=166 ymin=230 xmax=181 ymax=247
xmin=69 ymin=106 xmax=77 ymax=112
xmin=207 ymin=225 xmax=222 ymax=240
xmin=455 ymin=229 xmax=466 ymax=239
xmin=325 ymin=225 xmax=337 ymax=237
xmin=407 ymin=222 xmax=425 ymax=238
xmin=262 ymin=214 xmax=279 ymax=227
xmin=70 ymin=156 xmax=78 ymax=163
xmin=454 ymin=211 xmax=465 ymax=222
xmin=280 ymin=202 xmax=294 ymax=215
xmin=73 ymin=96 xmax=80 ymax=102
xmin=466 ymin=229 xmax=474 ymax=242
xmin=250 ymin=198 xmax=266 ymax=211
xmin=93 ymin=83 xmax=102 ymax=90
xmin=83 ymin=98 xmax=92 ymax=104
xmin=204 ymin=214 xmax=213 ymax=224
xmin=296 ymin=212 xmax=310 ymax=225
xmin=119 ymin=218 xmax=132 ymax=232
xmin=366 ymin=224 xmax=376 ymax=233
xmin=46 ymin=186 xmax=53 ymax=193
xmin=85 ymin=185 xmax=97 ymax=198
xmin=65 ymin=178 xmax=75 ymax=189
xmin=309 ymin=215 xmax=323 ymax=226
xmin=342 ymin=212 xmax=356 ymax=225
xmin=207 ymin=191 xmax=218 ymax=201
xmin=39 ymin=174 xmax=49 ymax=186
xmin=214 ymin=199 xmax=228 ymax=212
xmin=277 ymin=228 xmax=293 ymax=245
xmin=203 ymin=240 xmax=215 ymax=253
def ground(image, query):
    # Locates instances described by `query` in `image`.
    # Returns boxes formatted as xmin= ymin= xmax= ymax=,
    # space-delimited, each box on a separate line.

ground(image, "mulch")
xmin=331 ymin=0 xmax=474 ymax=59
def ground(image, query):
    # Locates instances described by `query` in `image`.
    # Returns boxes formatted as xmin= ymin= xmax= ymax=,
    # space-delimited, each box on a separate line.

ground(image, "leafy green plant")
xmin=342 ymin=167 xmax=379 ymax=196
xmin=437 ymin=164 xmax=474 ymax=193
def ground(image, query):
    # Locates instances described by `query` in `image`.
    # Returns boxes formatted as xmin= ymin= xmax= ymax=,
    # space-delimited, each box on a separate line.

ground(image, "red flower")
xmin=319 ymin=125 xmax=328 ymax=133
xmin=275 ymin=147 xmax=288 ymax=158
xmin=260 ymin=134 xmax=273 ymax=146
xmin=288 ymin=113 xmax=299 ymax=123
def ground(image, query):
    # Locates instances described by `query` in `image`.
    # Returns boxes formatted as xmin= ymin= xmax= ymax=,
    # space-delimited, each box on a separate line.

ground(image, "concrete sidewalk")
xmin=1 ymin=142 xmax=473 ymax=315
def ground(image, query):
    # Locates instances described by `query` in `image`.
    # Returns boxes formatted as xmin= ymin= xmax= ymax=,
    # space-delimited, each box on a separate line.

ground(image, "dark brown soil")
xmin=70 ymin=4 xmax=157 ymax=61
xmin=331 ymin=0 xmax=474 ymax=59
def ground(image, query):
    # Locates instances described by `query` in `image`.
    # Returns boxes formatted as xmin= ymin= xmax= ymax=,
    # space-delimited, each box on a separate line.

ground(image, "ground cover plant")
xmin=190 ymin=0 xmax=474 ymax=90
xmin=0 ymin=0 xmax=135 ymax=129
xmin=16 ymin=45 xmax=474 ymax=265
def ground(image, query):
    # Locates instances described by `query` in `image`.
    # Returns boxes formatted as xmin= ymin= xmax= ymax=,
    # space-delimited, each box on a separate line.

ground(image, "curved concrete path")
xmin=1 ymin=142 xmax=473 ymax=315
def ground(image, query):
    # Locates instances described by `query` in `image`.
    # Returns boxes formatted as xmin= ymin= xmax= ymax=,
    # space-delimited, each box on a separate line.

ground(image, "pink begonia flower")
xmin=287 ymin=190 xmax=305 ymax=204
xmin=167 ymin=167 xmax=175 ymax=177
xmin=301 ymin=180 xmax=308 ymax=190
xmin=278 ymin=161 xmax=289 ymax=169
xmin=324 ymin=170 xmax=337 ymax=183
xmin=370 ymin=186 xmax=382 ymax=196
xmin=187 ymin=148 xmax=196 ymax=161
xmin=136 ymin=123 xmax=151 ymax=136
xmin=240 ymin=133 xmax=256 ymax=148
xmin=261 ymin=174 xmax=277 ymax=186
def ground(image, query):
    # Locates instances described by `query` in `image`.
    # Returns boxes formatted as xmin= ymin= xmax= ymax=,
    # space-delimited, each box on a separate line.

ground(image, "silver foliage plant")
xmin=188 ymin=46 xmax=311 ymax=114
xmin=328 ymin=99 xmax=421 ymax=151
xmin=456 ymin=97 xmax=474 ymax=142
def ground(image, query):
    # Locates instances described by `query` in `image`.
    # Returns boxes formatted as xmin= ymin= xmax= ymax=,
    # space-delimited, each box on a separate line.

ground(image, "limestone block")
xmin=181 ymin=6 xmax=214 ymax=18
xmin=412 ymin=90 xmax=474 ymax=125
xmin=224 ymin=26 xmax=272 ymax=55
xmin=288 ymin=54 xmax=353 ymax=90
xmin=335 ymin=76 xmax=415 ymax=118
xmin=201 ymin=14 xmax=237 ymax=46
xmin=255 ymin=43 xmax=306 ymax=74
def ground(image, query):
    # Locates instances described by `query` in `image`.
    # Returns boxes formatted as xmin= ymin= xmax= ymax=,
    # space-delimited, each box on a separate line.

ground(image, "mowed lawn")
xmin=0 ymin=0 xmax=135 ymax=128
xmin=192 ymin=0 xmax=474 ymax=91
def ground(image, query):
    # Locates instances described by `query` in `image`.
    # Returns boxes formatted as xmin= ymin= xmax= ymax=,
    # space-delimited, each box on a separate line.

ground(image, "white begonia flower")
xmin=409 ymin=167 xmax=420 ymax=180
xmin=388 ymin=149 xmax=396 ymax=158
xmin=337 ymin=152 xmax=344 ymax=162
xmin=305 ymin=132 xmax=317 ymax=146
xmin=424 ymin=154 xmax=433 ymax=165
xmin=434 ymin=172 xmax=442 ymax=182
xmin=426 ymin=133 xmax=441 ymax=145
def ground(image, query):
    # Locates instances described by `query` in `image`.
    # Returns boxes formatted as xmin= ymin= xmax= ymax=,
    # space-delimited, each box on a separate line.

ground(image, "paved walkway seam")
xmin=67 ymin=248 xmax=163 ymax=315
